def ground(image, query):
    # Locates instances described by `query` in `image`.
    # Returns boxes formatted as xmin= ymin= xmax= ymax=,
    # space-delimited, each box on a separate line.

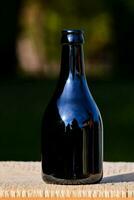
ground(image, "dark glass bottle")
xmin=41 ymin=30 xmax=103 ymax=184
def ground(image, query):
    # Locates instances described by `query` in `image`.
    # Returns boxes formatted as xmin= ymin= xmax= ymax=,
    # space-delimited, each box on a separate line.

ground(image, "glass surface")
xmin=41 ymin=31 xmax=103 ymax=184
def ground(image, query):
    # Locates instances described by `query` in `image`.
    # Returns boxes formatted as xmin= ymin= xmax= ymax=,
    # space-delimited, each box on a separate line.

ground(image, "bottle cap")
xmin=61 ymin=29 xmax=84 ymax=44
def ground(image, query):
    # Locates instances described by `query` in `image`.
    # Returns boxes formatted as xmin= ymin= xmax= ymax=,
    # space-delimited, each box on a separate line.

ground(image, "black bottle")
xmin=41 ymin=30 xmax=103 ymax=184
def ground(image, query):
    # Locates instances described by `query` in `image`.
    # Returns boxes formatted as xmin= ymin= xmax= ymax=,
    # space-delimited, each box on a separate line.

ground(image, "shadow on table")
xmin=101 ymin=172 xmax=134 ymax=183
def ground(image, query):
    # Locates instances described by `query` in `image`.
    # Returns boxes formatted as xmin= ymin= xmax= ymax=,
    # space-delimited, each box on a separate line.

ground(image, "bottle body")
xmin=41 ymin=30 xmax=103 ymax=184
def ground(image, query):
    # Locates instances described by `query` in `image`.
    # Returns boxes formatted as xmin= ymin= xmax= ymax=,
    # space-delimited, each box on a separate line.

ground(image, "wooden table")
xmin=0 ymin=162 xmax=134 ymax=199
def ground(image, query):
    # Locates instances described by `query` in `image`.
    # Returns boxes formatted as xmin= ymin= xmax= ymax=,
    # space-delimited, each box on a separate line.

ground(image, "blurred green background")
xmin=0 ymin=0 xmax=134 ymax=161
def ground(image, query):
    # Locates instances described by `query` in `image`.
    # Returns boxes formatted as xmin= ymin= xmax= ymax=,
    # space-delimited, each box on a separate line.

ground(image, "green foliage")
xmin=43 ymin=2 xmax=112 ymax=64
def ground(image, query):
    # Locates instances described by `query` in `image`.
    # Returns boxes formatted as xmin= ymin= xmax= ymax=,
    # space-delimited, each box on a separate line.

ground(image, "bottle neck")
xmin=60 ymin=44 xmax=85 ymax=81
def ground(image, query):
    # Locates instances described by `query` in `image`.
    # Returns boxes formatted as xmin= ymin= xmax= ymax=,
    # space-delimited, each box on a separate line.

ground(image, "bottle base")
xmin=42 ymin=172 xmax=103 ymax=185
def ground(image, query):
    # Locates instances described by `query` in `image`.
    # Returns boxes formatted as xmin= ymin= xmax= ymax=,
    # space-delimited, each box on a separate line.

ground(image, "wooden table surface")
xmin=0 ymin=162 xmax=134 ymax=199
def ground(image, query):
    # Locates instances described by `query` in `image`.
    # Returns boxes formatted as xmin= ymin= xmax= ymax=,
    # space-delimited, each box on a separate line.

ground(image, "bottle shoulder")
xmin=43 ymin=77 xmax=102 ymax=128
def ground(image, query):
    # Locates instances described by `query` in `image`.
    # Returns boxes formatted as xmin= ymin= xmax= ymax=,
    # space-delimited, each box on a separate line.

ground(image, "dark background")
xmin=0 ymin=0 xmax=134 ymax=161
